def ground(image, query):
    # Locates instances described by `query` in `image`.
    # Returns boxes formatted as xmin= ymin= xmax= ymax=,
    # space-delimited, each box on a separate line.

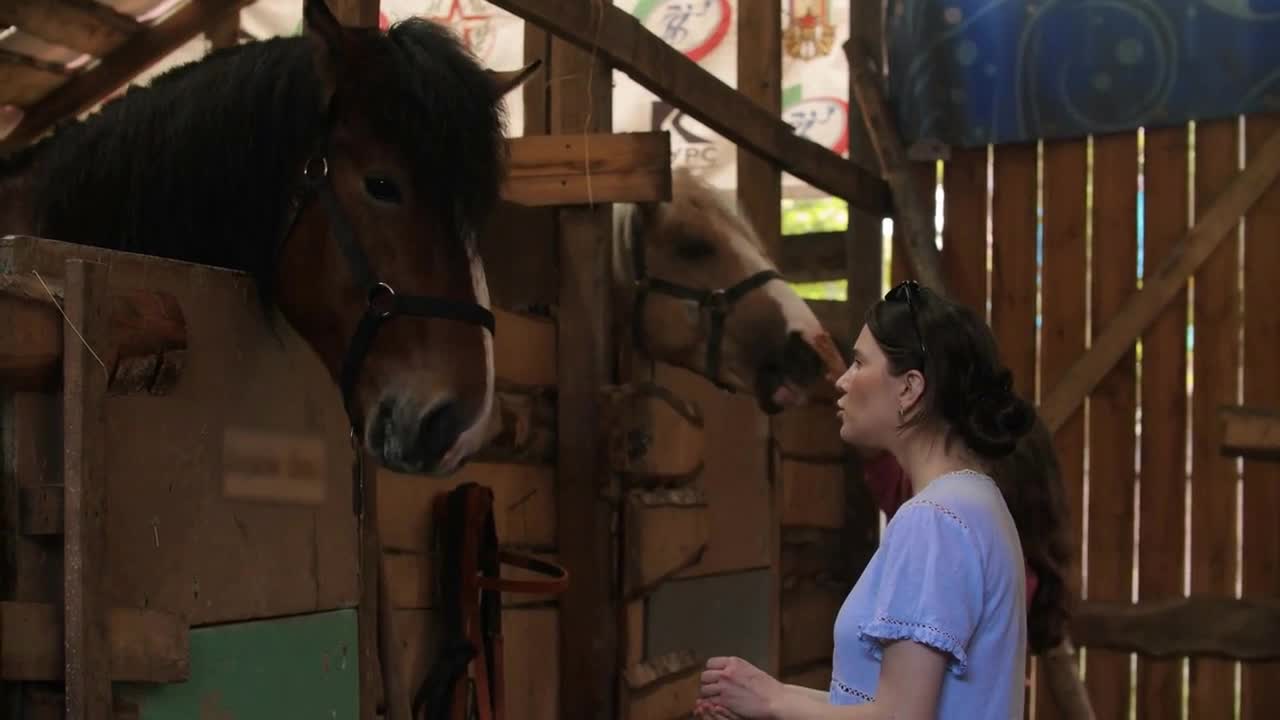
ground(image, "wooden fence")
xmin=880 ymin=114 xmax=1280 ymax=720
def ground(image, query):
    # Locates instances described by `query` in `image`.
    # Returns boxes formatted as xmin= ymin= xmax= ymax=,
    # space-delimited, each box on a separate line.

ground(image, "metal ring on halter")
xmin=304 ymin=156 xmax=329 ymax=181
xmin=704 ymin=288 xmax=730 ymax=313
xmin=367 ymin=282 xmax=397 ymax=318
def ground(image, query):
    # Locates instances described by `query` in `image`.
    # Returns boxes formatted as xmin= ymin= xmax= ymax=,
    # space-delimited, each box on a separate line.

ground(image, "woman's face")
xmin=834 ymin=324 xmax=909 ymax=449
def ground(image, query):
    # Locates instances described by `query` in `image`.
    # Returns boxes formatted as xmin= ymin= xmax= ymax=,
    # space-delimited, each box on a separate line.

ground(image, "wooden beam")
xmin=1039 ymin=125 xmax=1280 ymax=433
xmin=602 ymin=382 xmax=704 ymax=481
xmin=482 ymin=0 xmax=891 ymax=215
xmin=62 ymin=259 xmax=112 ymax=720
xmin=0 ymin=0 xmax=143 ymax=57
xmin=0 ymin=50 xmax=70 ymax=107
xmin=1219 ymin=404 xmax=1280 ymax=460
xmin=779 ymin=231 xmax=846 ymax=282
xmin=622 ymin=487 xmax=710 ymax=599
xmin=1071 ymin=594 xmax=1280 ymax=661
xmin=0 ymin=0 xmax=254 ymax=151
xmin=844 ymin=35 xmax=946 ymax=294
xmin=0 ymin=601 xmax=188 ymax=683
xmin=549 ymin=26 xmax=619 ymax=719
xmin=0 ymin=270 xmax=187 ymax=394
xmin=502 ymin=131 xmax=671 ymax=206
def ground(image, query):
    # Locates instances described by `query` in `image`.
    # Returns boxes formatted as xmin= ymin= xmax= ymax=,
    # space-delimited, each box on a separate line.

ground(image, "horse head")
xmin=269 ymin=0 xmax=537 ymax=474
xmin=614 ymin=168 xmax=846 ymax=413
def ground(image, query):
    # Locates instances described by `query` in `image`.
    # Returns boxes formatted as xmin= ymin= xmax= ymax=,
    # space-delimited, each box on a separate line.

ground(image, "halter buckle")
xmin=367 ymin=282 xmax=397 ymax=318
xmin=704 ymin=288 xmax=730 ymax=314
xmin=303 ymin=156 xmax=329 ymax=182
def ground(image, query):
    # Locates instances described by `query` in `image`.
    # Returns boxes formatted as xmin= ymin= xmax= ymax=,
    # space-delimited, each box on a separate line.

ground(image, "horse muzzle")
xmin=367 ymin=395 xmax=469 ymax=474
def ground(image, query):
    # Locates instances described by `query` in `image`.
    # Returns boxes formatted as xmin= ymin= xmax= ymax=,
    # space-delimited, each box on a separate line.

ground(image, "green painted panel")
xmin=117 ymin=609 xmax=359 ymax=720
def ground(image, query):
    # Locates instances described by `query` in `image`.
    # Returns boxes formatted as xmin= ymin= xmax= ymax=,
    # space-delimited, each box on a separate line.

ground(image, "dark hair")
xmin=866 ymin=282 xmax=1034 ymax=459
xmin=989 ymin=414 xmax=1073 ymax=653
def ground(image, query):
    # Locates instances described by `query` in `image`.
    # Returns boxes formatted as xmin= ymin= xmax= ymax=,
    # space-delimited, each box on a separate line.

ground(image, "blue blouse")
xmin=830 ymin=469 xmax=1027 ymax=718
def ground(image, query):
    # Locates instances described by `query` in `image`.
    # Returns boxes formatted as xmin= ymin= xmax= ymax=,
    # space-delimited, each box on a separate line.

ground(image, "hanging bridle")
xmin=627 ymin=209 xmax=782 ymax=391
xmin=281 ymin=126 xmax=497 ymax=515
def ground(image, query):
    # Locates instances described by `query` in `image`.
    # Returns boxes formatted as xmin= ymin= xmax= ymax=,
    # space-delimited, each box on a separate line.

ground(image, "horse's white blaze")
xmin=440 ymin=247 xmax=495 ymax=472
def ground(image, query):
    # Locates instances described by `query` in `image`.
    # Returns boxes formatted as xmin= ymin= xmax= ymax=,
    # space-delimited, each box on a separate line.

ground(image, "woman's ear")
xmin=898 ymin=368 xmax=926 ymax=415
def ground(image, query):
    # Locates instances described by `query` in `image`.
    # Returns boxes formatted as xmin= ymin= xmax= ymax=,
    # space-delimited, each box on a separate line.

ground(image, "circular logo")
xmin=634 ymin=0 xmax=732 ymax=63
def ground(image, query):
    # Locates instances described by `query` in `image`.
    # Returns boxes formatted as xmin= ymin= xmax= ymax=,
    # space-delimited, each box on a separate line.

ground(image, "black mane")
xmin=1 ymin=18 xmax=507 ymax=296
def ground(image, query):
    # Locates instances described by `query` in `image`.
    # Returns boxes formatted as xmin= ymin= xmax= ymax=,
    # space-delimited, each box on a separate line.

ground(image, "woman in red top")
xmin=855 ymin=412 xmax=1072 ymax=655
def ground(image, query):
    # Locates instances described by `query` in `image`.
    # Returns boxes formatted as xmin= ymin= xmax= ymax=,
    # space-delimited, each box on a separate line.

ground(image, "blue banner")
xmin=885 ymin=0 xmax=1280 ymax=148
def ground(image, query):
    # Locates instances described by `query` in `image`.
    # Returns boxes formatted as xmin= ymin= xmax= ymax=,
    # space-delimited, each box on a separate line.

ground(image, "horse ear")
xmin=486 ymin=59 xmax=542 ymax=100
xmin=303 ymin=0 xmax=350 ymax=98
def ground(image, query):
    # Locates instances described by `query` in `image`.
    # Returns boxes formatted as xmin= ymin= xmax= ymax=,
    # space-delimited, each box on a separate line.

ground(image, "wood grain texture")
xmin=1072 ymin=595 xmax=1280 ymax=661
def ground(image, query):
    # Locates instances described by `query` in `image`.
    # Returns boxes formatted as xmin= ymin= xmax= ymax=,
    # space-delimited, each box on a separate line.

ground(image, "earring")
xmin=898 ymin=406 xmax=905 ymax=420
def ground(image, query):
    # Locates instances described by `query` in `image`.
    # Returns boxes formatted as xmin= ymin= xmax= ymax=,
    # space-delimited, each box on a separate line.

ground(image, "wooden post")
xmin=62 ymin=259 xmax=111 ymax=720
xmin=736 ymin=0 xmax=782 ymax=678
xmin=549 ymin=7 xmax=619 ymax=718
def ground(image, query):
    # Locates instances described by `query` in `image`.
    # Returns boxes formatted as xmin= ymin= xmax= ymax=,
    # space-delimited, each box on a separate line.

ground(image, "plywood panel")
xmin=1136 ymin=124 xmax=1190 ymax=720
xmin=0 ymin=236 xmax=359 ymax=627
xmin=116 ymin=609 xmax=358 ymax=719
xmin=646 ymin=571 xmax=771 ymax=671
xmin=780 ymin=459 xmax=845 ymax=529
xmin=780 ymin=583 xmax=844 ymax=670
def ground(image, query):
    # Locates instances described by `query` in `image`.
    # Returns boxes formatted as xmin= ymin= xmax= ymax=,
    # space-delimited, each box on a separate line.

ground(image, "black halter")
xmin=281 ymin=138 xmax=497 ymax=513
xmin=628 ymin=213 xmax=781 ymax=391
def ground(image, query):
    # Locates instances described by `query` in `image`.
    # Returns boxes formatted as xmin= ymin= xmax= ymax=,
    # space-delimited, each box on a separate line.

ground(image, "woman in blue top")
xmin=696 ymin=280 xmax=1035 ymax=720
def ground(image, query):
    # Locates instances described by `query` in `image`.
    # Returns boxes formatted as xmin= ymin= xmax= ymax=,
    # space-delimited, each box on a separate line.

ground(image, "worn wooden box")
xmin=0 ymin=235 xmax=363 ymax=711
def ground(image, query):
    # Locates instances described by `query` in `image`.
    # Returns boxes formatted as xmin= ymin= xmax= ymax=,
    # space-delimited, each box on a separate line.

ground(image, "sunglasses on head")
xmin=884 ymin=280 xmax=928 ymax=359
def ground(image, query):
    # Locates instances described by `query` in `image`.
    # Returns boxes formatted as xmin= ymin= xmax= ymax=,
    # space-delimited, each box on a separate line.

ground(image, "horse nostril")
xmin=416 ymin=401 xmax=462 ymax=468
xmin=782 ymin=330 xmax=823 ymax=384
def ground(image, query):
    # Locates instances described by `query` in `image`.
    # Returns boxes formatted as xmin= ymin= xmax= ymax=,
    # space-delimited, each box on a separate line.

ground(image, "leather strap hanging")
xmin=413 ymin=482 xmax=569 ymax=720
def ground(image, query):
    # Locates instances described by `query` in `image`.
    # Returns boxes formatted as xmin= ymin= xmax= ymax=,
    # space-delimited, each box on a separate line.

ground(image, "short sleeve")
xmin=856 ymin=500 xmax=983 ymax=676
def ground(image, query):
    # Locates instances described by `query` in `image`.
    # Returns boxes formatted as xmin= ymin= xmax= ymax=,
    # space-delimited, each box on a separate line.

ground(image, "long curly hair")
xmin=989 ymin=413 xmax=1074 ymax=653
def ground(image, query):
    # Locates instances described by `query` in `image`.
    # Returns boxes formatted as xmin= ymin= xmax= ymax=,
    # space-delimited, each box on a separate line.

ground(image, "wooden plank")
xmin=940 ymin=147 xmax=988 ymax=314
xmin=0 ymin=0 xmax=255 ymax=151
xmin=2 ymin=235 xmax=361 ymax=627
xmin=390 ymin=607 xmax=559 ymax=720
xmin=0 ymin=50 xmax=69 ymax=107
xmin=1035 ymin=135 xmax=1088 ymax=720
xmin=18 ymin=485 xmax=64 ymax=535
xmin=780 ymin=528 xmax=846 ymax=584
xmin=623 ymin=487 xmax=710 ymax=598
xmin=1135 ymin=124 xmax=1190 ymax=720
xmin=846 ymin=37 xmax=946 ymax=292
xmin=1189 ymin=117 xmax=1241 ymax=719
xmin=654 ymin=363 xmax=772 ymax=579
xmin=1039 ymin=123 xmax=1280 ymax=433
xmin=624 ymin=650 xmax=701 ymax=720
xmin=778 ymin=232 xmax=846 ymax=283
xmin=1084 ymin=130 xmax=1139 ymax=719
xmin=376 ymin=462 xmax=555 ymax=552
xmin=1072 ymin=595 xmax=1280 ymax=661
xmin=781 ymin=661 xmax=831 ymax=692
xmin=549 ymin=28 xmax=617 ymax=720
xmin=772 ymin=401 xmax=844 ymax=462
xmin=604 ymin=382 xmax=705 ymax=481
xmin=989 ymin=142 xmax=1038 ymax=401
xmin=0 ymin=273 xmax=188 ymax=394
xmin=0 ymin=0 xmax=142 ymax=57
xmin=1241 ymin=111 xmax=1280 ymax=720
xmin=0 ymin=601 xmax=188 ymax=682
xmin=502 ymin=131 xmax=672 ymax=207
xmin=63 ymin=259 xmax=112 ymax=720
xmin=482 ymin=0 xmax=891 ymax=215
xmin=494 ymin=308 xmax=556 ymax=389
xmin=115 ymin=609 xmax=358 ymax=718
xmin=1220 ymin=404 xmax=1280 ymax=459
xmin=779 ymin=459 xmax=845 ymax=529
xmin=780 ymin=583 xmax=843 ymax=670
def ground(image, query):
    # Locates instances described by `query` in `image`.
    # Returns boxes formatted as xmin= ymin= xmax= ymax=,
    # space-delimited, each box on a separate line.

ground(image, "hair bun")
xmin=960 ymin=370 xmax=1034 ymax=458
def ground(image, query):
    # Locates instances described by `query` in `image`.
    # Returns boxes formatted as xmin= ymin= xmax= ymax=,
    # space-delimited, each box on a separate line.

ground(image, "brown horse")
xmin=0 ymin=0 xmax=537 ymax=475
xmin=614 ymin=168 xmax=846 ymax=412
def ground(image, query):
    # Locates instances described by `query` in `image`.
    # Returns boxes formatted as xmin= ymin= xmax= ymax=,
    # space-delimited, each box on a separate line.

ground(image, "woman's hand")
xmin=698 ymin=656 xmax=786 ymax=719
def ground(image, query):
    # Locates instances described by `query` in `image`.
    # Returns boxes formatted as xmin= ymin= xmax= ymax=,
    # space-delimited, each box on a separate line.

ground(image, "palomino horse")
xmin=0 ymin=0 xmax=537 ymax=475
xmin=613 ymin=168 xmax=846 ymax=413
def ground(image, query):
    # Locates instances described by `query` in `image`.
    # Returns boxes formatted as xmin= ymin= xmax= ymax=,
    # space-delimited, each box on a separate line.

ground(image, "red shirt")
xmin=861 ymin=452 xmax=1040 ymax=605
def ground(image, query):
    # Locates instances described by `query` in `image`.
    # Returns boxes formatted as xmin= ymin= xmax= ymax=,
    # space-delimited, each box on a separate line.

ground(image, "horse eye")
xmin=364 ymin=176 xmax=402 ymax=204
xmin=675 ymin=241 xmax=715 ymax=261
